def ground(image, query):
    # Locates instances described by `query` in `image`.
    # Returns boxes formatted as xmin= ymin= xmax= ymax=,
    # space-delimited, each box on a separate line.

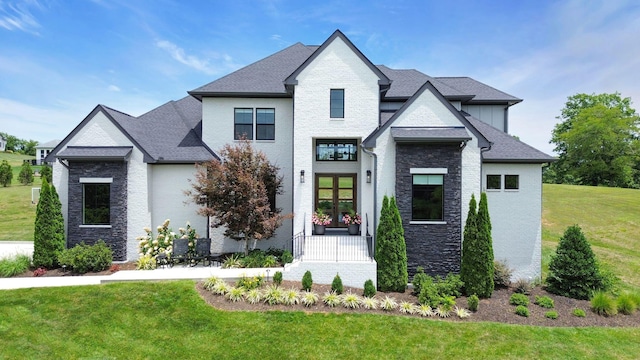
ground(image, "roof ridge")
xmin=99 ymin=104 xmax=135 ymax=118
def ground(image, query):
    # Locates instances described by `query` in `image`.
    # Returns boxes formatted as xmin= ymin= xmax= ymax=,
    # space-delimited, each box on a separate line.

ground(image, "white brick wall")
xmin=482 ymin=163 xmax=543 ymax=280
xmin=283 ymin=260 xmax=377 ymax=288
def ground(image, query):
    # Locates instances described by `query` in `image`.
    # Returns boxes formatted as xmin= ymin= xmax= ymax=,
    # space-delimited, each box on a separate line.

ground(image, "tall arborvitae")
xmin=33 ymin=178 xmax=65 ymax=268
xmin=460 ymin=194 xmax=479 ymax=296
xmin=375 ymin=196 xmax=394 ymax=291
xmin=389 ymin=197 xmax=408 ymax=292
xmin=476 ymin=192 xmax=495 ymax=297
xmin=18 ymin=161 xmax=34 ymax=185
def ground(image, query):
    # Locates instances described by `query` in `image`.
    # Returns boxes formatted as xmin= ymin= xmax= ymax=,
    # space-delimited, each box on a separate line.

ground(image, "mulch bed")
xmin=196 ymin=280 xmax=640 ymax=327
xmin=15 ymin=262 xmax=138 ymax=277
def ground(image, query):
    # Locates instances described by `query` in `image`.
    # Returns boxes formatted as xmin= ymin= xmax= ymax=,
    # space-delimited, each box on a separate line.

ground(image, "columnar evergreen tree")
xmin=546 ymin=225 xmax=606 ymax=299
xmin=40 ymin=165 xmax=52 ymax=184
xmin=461 ymin=193 xmax=495 ymax=298
xmin=0 ymin=160 xmax=12 ymax=187
xmin=32 ymin=178 xmax=66 ymax=268
xmin=476 ymin=192 xmax=495 ymax=297
xmin=18 ymin=161 xmax=34 ymax=185
xmin=375 ymin=195 xmax=408 ymax=292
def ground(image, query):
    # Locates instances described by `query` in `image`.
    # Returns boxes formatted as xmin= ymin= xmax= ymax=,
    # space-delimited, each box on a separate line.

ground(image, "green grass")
xmin=542 ymin=184 xmax=640 ymax=291
xmin=0 ymin=152 xmax=40 ymax=241
xmin=1 ymin=281 xmax=639 ymax=359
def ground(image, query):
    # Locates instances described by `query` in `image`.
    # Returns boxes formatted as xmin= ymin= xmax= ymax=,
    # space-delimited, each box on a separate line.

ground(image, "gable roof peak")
xmin=284 ymin=29 xmax=391 ymax=87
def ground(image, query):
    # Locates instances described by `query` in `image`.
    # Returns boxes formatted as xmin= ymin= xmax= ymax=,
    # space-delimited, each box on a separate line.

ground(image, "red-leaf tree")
xmin=188 ymin=140 xmax=289 ymax=254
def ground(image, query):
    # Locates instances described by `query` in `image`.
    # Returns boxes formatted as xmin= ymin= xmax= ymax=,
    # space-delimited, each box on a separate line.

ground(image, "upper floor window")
xmin=234 ymin=108 xmax=253 ymax=140
xmin=256 ymin=108 xmax=275 ymax=140
xmin=486 ymin=175 xmax=501 ymax=190
xmin=316 ymin=139 xmax=357 ymax=161
xmin=505 ymin=175 xmax=519 ymax=190
xmin=330 ymin=89 xmax=344 ymax=118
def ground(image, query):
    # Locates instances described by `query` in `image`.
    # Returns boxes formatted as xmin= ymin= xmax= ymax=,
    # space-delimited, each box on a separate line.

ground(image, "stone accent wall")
xmin=67 ymin=161 xmax=128 ymax=261
xmin=395 ymin=143 xmax=462 ymax=277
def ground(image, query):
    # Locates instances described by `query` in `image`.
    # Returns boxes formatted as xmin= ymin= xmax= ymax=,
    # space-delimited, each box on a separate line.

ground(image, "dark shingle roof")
xmin=463 ymin=112 xmax=555 ymax=163
xmin=391 ymin=127 xmax=472 ymax=143
xmin=189 ymin=43 xmax=318 ymax=97
xmin=436 ymin=77 xmax=521 ymax=104
xmin=377 ymin=65 xmax=469 ymax=100
xmin=56 ymin=146 xmax=133 ymax=160
xmin=105 ymin=96 xmax=217 ymax=163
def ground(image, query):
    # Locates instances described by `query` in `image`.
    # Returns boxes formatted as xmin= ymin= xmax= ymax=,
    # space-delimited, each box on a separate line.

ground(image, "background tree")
xmin=375 ymin=195 xmax=408 ymax=292
xmin=0 ymin=132 xmax=38 ymax=155
xmin=546 ymin=225 xmax=609 ymax=300
xmin=40 ymin=164 xmax=52 ymax=184
xmin=33 ymin=178 xmax=66 ymax=268
xmin=188 ymin=140 xmax=288 ymax=255
xmin=18 ymin=161 xmax=34 ymax=185
xmin=0 ymin=160 xmax=12 ymax=187
xmin=548 ymin=92 xmax=640 ymax=187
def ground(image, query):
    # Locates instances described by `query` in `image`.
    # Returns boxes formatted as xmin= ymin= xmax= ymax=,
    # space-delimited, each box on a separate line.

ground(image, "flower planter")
xmin=314 ymin=224 xmax=326 ymax=235
xmin=348 ymin=224 xmax=360 ymax=235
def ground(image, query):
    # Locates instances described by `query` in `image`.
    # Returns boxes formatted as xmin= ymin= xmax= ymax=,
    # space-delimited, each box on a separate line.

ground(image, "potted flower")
xmin=342 ymin=210 xmax=362 ymax=235
xmin=312 ymin=208 xmax=332 ymax=235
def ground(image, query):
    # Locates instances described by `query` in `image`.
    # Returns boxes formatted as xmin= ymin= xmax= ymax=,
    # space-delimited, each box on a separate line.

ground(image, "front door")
xmin=315 ymin=174 xmax=357 ymax=228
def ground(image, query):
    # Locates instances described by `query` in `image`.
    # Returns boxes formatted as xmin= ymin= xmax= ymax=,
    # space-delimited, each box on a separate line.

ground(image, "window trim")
xmin=505 ymin=174 xmax=520 ymax=191
xmin=486 ymin=174 xmax=502 ymax=190
xmin=315 ymin=139 xmax=358 ymax=161
xmin=330 ymin=89 xmax=344 ymax=118
xmin=81 ymin=182 xmax=111 ymax=226
xmin=410 ymin=168 xmax=446 ymax=224
xmin=256 ymin=108 xmax=275 ymax=141
xmin=234 ymin=108 xmax=254 ymax=140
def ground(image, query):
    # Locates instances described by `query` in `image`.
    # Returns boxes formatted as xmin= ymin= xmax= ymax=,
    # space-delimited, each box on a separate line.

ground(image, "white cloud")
xmin=156 ymin=39 xmax=226 ymax=75
xmin=108 ymin=84 xmax=120 ymax=92
xmin=0 ymin=0 xmax=43 ymax=35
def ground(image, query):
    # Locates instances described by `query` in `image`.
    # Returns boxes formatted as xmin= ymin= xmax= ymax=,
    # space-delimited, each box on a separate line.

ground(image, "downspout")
xmin=360 ymin=144 xmax=377 ymax=248
xmin=479 ymin=144 xmax=493 ymax=190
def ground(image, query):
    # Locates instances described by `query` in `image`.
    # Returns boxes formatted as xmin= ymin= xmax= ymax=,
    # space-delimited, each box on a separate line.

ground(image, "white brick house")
xmin=47 ymin=30 xmax=553 ymax=286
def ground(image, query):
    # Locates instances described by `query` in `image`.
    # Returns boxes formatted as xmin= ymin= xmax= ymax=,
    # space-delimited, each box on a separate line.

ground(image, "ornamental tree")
xmin=546 ymin=225 xmax=608 ymax=299
xmin=32 ymin=178 xmax=66 ymax=268
xmin=461 ymin=193 xmax=495 ymax=298
xmin=375 ymin=195 xmax=408 ymax=292
xmin=188 ymin=140 xmax=289 ymax=255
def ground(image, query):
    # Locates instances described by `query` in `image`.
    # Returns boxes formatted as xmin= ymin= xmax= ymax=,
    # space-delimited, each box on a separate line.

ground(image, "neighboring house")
xmin=35 ymin=140 xmax=61 ymax=165
xmin=47 ymin=30 xmax=553 ymax=286
xmin=0 ymin=135 xmax=5 ymax=152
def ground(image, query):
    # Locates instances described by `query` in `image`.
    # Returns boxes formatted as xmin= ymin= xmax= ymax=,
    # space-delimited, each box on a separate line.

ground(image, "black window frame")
xmin=486 ymin=174 xmax=502 ymax=190
xmin=256 ymin=108 xmax=275 ymax=140
xmin=315 ymin=139 xmax=358 ymax=161
xmin=411 ymin=174 xmax=444 ymax=221
xmin=330 ymin=89 xmax=344 ymax=118
xmin=234 ymin=108 xmax=253 ymax=140
xmin=83 ymin=183 xmax=110 ymax=225
xmin=505 ymin=175 xmax=520 ymax=190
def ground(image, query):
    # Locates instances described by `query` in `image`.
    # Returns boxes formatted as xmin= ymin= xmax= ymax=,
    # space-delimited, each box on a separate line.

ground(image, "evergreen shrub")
xmin=363 ymin=279 xmax=376 ymax=298
xmin=301 ymin=270 xmax=313 ymax=291
xmin=57 ymin=240 xmax=112 ymax=274
xmin=467 ymin=294 xmax=479 ymax=312
xmin=18 ymin=161 xmax=34 ymax=185
xmin=515 ymin=305 xmax=530 ymax=317
xmin=331 ymin=274 xmax=343 ymax=295
xmin=375 ymin=196 xmax=408 ymax=292
xmin=272 ymin=271 xmax=283 ymax=286
xmin=509 ymin=293 xmax=530 ymax=307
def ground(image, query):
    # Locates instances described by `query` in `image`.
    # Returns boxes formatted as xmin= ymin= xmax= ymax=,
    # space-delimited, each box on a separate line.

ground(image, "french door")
xmin=315 ymin=174 xmax=357 ymax=228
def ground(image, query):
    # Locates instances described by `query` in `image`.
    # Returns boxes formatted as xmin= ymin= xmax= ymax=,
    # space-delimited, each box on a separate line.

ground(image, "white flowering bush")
xmin=137 ymin=219 xmax=199 ymax=259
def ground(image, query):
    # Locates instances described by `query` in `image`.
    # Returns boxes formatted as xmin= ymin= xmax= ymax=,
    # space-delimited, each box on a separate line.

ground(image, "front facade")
xmin=48 ymin=30 xmax=553 ymax=283
xmin=35 ymin=139 xmax=60 ymax=165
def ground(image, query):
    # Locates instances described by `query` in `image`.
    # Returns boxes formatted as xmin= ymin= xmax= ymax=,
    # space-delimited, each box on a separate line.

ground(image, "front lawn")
xmin=1 ymin=281 xmax=639 ymax=359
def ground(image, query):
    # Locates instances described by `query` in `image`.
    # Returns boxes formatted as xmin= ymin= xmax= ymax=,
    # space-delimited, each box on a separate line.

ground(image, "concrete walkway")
xmin=0 ymin=241 xmax=281 ymax=290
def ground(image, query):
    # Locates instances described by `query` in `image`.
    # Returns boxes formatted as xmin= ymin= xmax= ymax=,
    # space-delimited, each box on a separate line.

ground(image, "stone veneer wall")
xmin=395 ymin=143 xmax=462 ymax=277
xmin=67 ymin=161 xmax=128 ymax=261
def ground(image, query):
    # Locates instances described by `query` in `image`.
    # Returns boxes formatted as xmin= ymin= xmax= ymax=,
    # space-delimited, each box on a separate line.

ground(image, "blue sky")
xmin=1 ymin=0 xmax=639 ymax=155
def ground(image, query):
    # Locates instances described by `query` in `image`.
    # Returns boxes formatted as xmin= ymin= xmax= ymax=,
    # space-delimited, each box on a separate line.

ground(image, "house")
xmin=47 ymin=30 xmax=554 ymax=286
xmin=35 ymin=139 xmax=61 ymax=165
xmin=0 ymin=134 xmax=6 ymax=152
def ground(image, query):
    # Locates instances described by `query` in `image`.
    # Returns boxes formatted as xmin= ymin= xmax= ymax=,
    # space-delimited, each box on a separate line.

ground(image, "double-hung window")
xmin=256 ymin=108 xmax=275 ymax=140
xmin=412 ymin=174 xmax=444 ymax=222
xmin=330 ymin=89 xmax=344 ymax=118
xmin=234 ymin=108 xmax=253 ymax=140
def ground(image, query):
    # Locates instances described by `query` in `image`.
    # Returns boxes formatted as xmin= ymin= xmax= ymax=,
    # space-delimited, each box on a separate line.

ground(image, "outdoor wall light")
xmin=300 ymin=170 xmax=305 ymax=183
xmin=366 ymin=170 xmax=372 ymax=183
